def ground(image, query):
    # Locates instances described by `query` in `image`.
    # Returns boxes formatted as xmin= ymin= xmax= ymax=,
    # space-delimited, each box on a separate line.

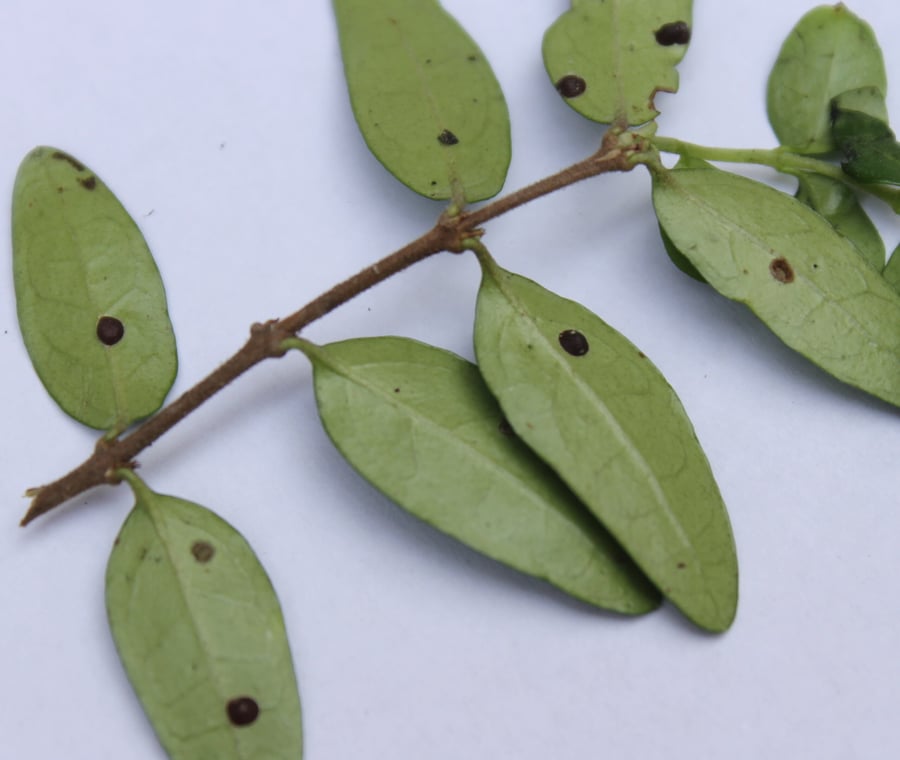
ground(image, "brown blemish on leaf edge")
xmin=51 ymin=150 xmax=86 ymax=172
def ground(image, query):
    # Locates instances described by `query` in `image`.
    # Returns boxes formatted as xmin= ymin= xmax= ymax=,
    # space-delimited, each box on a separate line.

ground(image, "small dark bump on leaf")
xmin=226 ymin=696 xmax=260 ymax=727
xmin=51 ymin=150 xmax=85 ymax=172
xmin=769 ymin=257 xmax=795 ymax=284
xmin=555 ymin=75 xmax=587 ymax=98
xmin=78 ymin=175 xmax=97 ymax=191
xmin=437 ymin=129 xmax=459 ymax=146
xmin=498 ymin=418 xmax=515 ymax=437
xmin=655 ymin=21 xmax=691 ymax=46
xmin=190 ymin=540 xmax=215 ymax=563
xmin=96 ymin=316 xmax=125 ymax=346
xmin=558 ymin=329 xmax=589 ymax=356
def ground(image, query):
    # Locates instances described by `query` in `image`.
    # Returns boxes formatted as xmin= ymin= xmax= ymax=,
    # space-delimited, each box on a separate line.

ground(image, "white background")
xmin=1 ymin=1 xmax=898 ymax=758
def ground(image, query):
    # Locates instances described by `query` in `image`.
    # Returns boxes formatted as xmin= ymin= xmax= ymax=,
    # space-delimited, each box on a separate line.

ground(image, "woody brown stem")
xmin=21 ymin=137 xmax=636 ymax=526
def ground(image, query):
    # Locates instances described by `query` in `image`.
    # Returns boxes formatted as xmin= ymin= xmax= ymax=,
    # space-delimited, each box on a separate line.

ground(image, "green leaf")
xmin=542 ymin=0 xmax=693 ymax=126
xmin=831 ymin=105 xmax=900 ymax=186
xmin=332 ymin=0 xmax=510 ymax=202
xmin=301 ymin=336 xmax=659 ymax=615
xmin=106 ymin=473 xmax=303 ymax=760
xmin=885 ymin=244 xmax=900 ymax=295
xmin=652 ymin=166 xmax=900 ymax=407
xmin=766 ymin=5 xmax=887 ymax=154
xmin=473 ymin=259 xmax=738 ymax=632
xmin=12 ymin=147 xmax=177 ymax=433
xmin=795 ymin=173 xmax=885 ymax=269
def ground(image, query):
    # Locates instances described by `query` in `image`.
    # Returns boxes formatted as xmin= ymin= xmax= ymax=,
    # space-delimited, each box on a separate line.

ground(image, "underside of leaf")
xmin=473 ymin=258 xmax=738 ymax=632
xmin=12 ymin=147 xmax=177 ymax=432
xmin=542 ymin=0 xmax=693 ymax=125
xmin=653 ymin=166 xmax=900 ymax=407
xmin=302 ymin=336 xmax=660 ymax=615
xmin=333 ymin=0 xmax=511 ymax=201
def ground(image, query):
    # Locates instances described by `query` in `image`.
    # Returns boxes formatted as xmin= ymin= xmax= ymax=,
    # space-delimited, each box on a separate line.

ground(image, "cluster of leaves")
xmin=10 ymin=1 xmax=898 ymax=758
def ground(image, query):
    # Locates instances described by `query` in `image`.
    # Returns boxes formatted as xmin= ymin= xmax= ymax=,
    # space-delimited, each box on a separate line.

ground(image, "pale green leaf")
xmin=473 ymin=260 xmax=738 ymax=633
xmin=795 ymin=173 xmax=885 ymax=269
xmin=885 ymin=244 xmax=900 ymax=294
xmin=301 ymin=336 xmax=659 ymax=615
xmin=332 ymin=0 xmax=510 ymax=202
xmin=766 ymin=5 xmax=887 ymax=154
xmin=106 ymin=474 xmax=303 ymax=760
xmin=652 ymin=166 xmax=900 ymax=407
xmin=542 ymin=0 xmax=693 ymax=126
xmin=12 ymin=147 xmax=177 ymax=433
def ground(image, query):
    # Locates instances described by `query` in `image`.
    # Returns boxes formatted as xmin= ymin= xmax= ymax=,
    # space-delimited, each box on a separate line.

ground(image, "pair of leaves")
xmin=12 ymin=148 xmax=177 ymax=433
xmin=333 ymin=0 xmax=695 ymax=202
xmin=767 ymin=4 xmax=887 ymax=155
xmin=652 ymin=165 xmax=900 ymax=408
xmin=301 ymin=256 xmax=738 ymax=632
xmin=542 ymin=0 xmax=693 ymax=126
xmin=106 ymin=473 xmax=303 ymax=759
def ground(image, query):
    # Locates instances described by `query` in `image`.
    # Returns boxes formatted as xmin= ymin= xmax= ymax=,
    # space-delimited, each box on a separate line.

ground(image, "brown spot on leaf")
xmin=226 ymin=696 xmax=259 ymax=726
xmin=558 ymin=329 xmax=589 ymax=356
xmin=191 ymin=540 xmax=215 ymax=563
xmin=655 ymin=21 xmax=691 ymax=46
xmin=769 ymin=257 xmax=795 ymax=283
xmin=437 ymin=129 xmax=459 ymax=146
xmin=51 ymin=151 xmax=85 ymax=172
xmin=96 ymin=316 xmax=125 ymax=346
xmin=555 ymin=75 xmax=587 ymax=98
xmin=78 ymin=175 xmax=97 ymax=190
xmin=677 ymin=562 xmax=686 ymax=569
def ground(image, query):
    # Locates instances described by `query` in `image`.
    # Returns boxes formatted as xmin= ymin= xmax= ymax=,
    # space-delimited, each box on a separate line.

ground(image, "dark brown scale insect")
xmin=437 ymin=129 xmax=459 ymax=146
xmin=96 ymin=316 xmax=125 ymax=346
xmin=655 ymin=21 xmax=691 ymax=46
xmin=190 ymin=541 xmax=215 ymax=563
xmin=558 ymin=329 xmax=589 ymax=356
xmin=769 ymin=257 xmax=795 ymax=283
xmin=555 ymin=75 xmax=587 ymax=98
xmin=226 ymin=696 xmax=260 ymax=726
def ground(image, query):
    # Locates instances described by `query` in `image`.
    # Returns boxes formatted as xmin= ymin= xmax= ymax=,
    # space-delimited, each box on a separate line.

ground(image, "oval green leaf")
xmin=12 ymin=147 xmax=177 ymax=432
xmin=542 ymin=0 xmax=693 ymax=126
xmin=652 ymin=166 xmax=900 ymax=407
xmin=106 ymin=474 xmax=303 ymax=760
xmin=831 ymin=105 xmax=900 ymax=187
xmin=473 ymin=259 xmax=738 ymax=632
xmin=301 ymin=336 xmax=660 ymax=615
xmin=766 ymin=5 xmax=887 ymax=154
xmin=795 ymin=173 xmax=885 ymax=269
xmin=332 ymin=0 xmax=511 ymax=202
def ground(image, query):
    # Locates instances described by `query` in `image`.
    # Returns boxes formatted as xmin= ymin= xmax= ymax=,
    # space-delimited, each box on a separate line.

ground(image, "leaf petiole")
xmin=650 ymin=135 xmax=900 ymax=212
